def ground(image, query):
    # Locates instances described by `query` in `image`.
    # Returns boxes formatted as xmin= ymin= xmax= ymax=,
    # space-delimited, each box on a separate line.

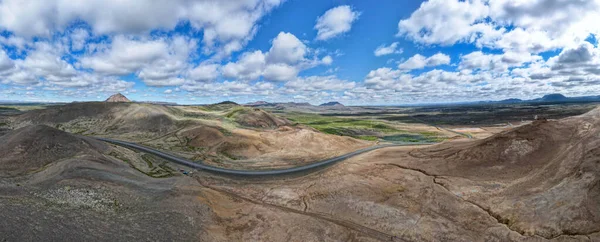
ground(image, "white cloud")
xmin=81 ymin=36 xmax=170 ymax=75
xmin=315 ymin=5 xmax=360 ymax=41
xmin=284 ymin=75 xmax=355 ymax=92
xmin=266 ymin=32 xmax=307 ymax=64
xmin=397 ymin=0 xmax=492 ymax=45
xmin=321 ymin=55 xmax=333 ymax=65
xmin=427 ymin=53 xmax=452 ymax=66
xmin=81 ymin=35 xmax=196 ymax=86
xmin=364 ymin=67 xmax=407 ymax=90
xmin=0 ymin=0 xmax=283 ymax=57
xmin=97 ymin=79 xmax=134 ymax=93
xmin=0 ymin=49 xmax=15 ymax=73
xmin=144 ymin=78 xmax=185 ymax=87
xmin=0 ymin=35 xmax=27 ymax=50
xmin=222 ymin=50 xmax=266 ymax=81
xmin=459 ymin=51 xmax=542 ymax=73
xmin=222 ymin=32 xmax=329 ymax=82
xmin=20 ymin=42 xmax=77 ymax=80
xmin=397 ymin=0 xmax=600 ymax=53
xmin=188 ymin=63 xmax=220 ymax=82
xmin=374 ymin=42 xmax=403 ymax=56
xmin=2 ymin=70 xmax=38 ymax=85
xmin=70 ymin=28 xmax=90 ymax=51
xmin=398 ymin=53 xmax=450 ymax=70
xmin=263 ymin=64 xmax=299 ymax=82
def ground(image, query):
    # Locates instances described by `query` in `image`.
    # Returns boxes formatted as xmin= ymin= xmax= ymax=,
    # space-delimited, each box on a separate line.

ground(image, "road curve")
xmin=96 ymin=137 xmax=433 ymax=176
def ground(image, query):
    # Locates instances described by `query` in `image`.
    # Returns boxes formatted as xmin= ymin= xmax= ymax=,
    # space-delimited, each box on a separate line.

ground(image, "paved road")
xmin=96 ymin=137 xmax=433 ymax=176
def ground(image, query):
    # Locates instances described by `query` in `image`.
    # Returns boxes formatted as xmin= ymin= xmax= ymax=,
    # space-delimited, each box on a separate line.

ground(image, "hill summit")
xmin=319 ymin=101 xmax=344 ymax=107
xmin=105 ymin=93 xmax=131 ymax=102
xmin=540 ymin=93 xmax=568 ymax=102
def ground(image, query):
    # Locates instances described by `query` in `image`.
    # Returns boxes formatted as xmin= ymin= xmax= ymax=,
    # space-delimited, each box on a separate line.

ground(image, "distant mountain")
xmin=319 ymin=101 xmax=344 ymax=107
xmin=246 ymin=101 xmax=270 ymax=106
xmin=138 ymin=101 xmax=178 ymax=105
xmin=283 ymin=102 xmax=312 ymax=106
xmin=498 ymin=98 xmax=523 ymax=103
xmin=105 ymin=93 xmax=131 ymax=102
xmin=539 ymin=93 xmax=568 ymax=102
xmin=475 ymin=93 xmax=600 ymax=105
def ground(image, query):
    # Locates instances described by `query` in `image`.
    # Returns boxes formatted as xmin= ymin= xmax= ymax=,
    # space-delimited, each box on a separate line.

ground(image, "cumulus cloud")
xmin=188 ymin=63 xmax=220 ymax=82
xmin=549 ymin=42 xmax=600 ymax=77
xmin=459 ymin=51 xmax=542 ymax=73
xmin=81 ymin=35 xmax=196 ymax=86
xmin=222 ymin=50 xmax=266 ymax=81
xmin=0 ymin=49 xmax=15 ymax=73
xmin=222 ymin=32 xmax=329 ymax=82
xmin=0 ymin=0 xmax=283 ymax=57
xmin=70 ymin=28 xmax=90 ymax=51
xmin=374 ymin=42 xmax=403 ymax=56
xmin=0 ymin=35 xmax=27 ymax=51
xmin=321 ymin=56 xmax=333 ymax=65
xmin=397 ymin=0 xmax=600 ymax=53
xmin=364 ymin=67 xmax=407 ymax=90
xmin=398 ymin=0 xmax=493 ymax=45
xmin=284 ymin=75 xmax=356 ymax=92
xmin=315 ymin=5 xmax=360 ymax=41
xmin=266 ymin=32 xmax=307 ymax=64
xmin=398 ymin=53 xmax=450 ymax=70
xmin=263 ymin=64 xmax=299 ymax=82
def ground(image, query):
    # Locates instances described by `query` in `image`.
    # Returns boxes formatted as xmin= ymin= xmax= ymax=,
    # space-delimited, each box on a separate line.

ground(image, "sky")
xmin=1 ymin=0 xmax=600 ymax=105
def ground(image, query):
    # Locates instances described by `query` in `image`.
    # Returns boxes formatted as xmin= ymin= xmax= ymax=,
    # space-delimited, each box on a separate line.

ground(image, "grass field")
xmin=282 ymin=112 xmax=444 ymax=142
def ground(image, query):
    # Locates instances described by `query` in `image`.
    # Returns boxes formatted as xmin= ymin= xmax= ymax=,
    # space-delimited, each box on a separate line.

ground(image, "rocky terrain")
xmin=1 ymin=102 xmax=599 ymax=241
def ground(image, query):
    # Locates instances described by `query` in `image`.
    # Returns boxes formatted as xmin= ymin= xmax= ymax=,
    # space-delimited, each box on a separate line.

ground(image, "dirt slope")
xmin=368 ymin=106 xmax=600 ymax=239
xmin=231 ymin=108 xmax=291 ymax=128
xmin=0 ymin=125 xmax=108 ymax=177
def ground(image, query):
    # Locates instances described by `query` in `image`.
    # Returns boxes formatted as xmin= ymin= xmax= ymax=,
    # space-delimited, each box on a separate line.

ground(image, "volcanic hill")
xmin=105 ymin=93 xmax=131 ymax=102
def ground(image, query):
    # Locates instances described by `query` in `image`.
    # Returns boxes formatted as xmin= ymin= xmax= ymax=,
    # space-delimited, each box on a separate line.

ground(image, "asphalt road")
xmin=96 ymin=137 xmax=433 ymax=176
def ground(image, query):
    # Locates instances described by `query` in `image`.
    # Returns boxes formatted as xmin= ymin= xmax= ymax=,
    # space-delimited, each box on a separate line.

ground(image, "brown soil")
xmin=0 ymin=125 xmax=108 ymax=177
xmin=233 ymin=108 xmax=291 ymax=128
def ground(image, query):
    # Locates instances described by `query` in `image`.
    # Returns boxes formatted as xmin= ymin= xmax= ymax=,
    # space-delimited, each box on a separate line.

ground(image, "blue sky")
xmin=1 ymin=0 xmax=600 ymax=105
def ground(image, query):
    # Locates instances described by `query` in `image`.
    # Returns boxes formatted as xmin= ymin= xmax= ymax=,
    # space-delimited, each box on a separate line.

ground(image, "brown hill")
xmin=105 ymin=93 xmax=131 ymax=102
xmin=227 ymin=108 xmax=291 ymax=128
xmin=0 ymin=125 xmax=108 ymax=177
xmin=11 ymin=102 xmax=178 ymax=139
xmin=389 ymin=106 xmax=600 ymax=238
xmin=179 ymin=125 xmax=369 ymax=168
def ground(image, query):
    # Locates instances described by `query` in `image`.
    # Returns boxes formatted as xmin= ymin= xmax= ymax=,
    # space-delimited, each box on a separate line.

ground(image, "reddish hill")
xmin=105 ymin=93 xmax=131 ymax=102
